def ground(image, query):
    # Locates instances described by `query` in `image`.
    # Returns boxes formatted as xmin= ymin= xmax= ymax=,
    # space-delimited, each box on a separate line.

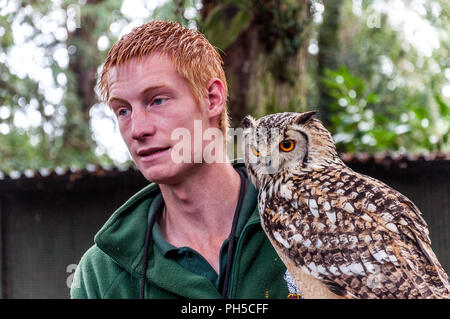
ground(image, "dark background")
xmin=0 ymin=154 xmax=448 ymax=298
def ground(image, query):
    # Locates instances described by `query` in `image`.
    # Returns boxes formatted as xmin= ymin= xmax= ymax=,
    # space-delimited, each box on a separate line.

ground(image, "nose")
xmin=131 ymin=107 xmax=156 ymax=140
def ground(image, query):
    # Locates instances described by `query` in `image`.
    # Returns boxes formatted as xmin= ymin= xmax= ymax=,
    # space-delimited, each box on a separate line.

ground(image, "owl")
xmin=242 ymin=111 xmax=450 ymax=299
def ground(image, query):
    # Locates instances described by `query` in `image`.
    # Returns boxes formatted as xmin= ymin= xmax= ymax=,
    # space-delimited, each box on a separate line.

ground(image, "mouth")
xmin=136 ymin=146 xmax=171 ymax=160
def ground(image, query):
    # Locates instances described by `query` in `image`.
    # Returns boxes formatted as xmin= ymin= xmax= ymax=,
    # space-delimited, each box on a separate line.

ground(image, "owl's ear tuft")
xmin=295 ymin=111 xmax=317 ymax=125
xmin=242 ymin=115 xmax=256 ymax=129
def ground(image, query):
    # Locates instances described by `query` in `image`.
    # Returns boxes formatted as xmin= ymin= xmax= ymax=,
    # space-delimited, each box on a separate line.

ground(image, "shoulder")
xmin=70 ymin=245 xmax=130 ymax=299
xmin=72 ymin=183 xmax=163 ymax=299
xmin=77 ymin=244 xmax=113 ymax=269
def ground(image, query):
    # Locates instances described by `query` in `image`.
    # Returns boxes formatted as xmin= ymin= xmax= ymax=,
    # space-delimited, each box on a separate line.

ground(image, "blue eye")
xmin=153 ymin=98 xmax=166 ymax=106
xmin=118 ymin=109 xmax=129 ymax=116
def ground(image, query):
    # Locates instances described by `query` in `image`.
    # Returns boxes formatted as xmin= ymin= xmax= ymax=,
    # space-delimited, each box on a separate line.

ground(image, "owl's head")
xmin=242 ymin=111 xmax=342 ymax=189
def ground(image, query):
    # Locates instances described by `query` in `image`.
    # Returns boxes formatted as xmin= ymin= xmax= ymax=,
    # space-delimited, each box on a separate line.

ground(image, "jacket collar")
xmin=94 ymin=162 xmax=261 ymax=298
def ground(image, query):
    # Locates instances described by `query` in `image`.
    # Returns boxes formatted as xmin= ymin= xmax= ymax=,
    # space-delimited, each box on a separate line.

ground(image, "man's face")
xmin=108 ymin=53 xmax=210 ymax=184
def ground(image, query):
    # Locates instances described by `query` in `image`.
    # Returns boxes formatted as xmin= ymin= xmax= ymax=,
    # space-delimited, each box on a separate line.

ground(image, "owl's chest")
xmin=256 ymin=176 xmax=333 ymax=252
xmin=256 ymin=187 xmax=346 ymax=299
xmin=257 ymin=178 xmax=311 ymax=222
xmin=257 ymin=186 xmax=312 ymax=247
xmin=256 ymin=169 xmax=342 ymax=224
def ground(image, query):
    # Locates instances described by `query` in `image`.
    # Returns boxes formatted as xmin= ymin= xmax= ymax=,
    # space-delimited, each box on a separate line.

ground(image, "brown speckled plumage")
xmin=242 ymin=111 xmax=450 ymax=299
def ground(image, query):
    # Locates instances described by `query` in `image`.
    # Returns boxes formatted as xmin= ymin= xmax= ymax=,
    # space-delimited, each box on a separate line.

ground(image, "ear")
xmin=205 ymin=78 xmax=225 ymax=120
xmin=242 ymin=115 xmax=256 ymax=129
xmin=295 ymin=110 xmax=317 ymax=125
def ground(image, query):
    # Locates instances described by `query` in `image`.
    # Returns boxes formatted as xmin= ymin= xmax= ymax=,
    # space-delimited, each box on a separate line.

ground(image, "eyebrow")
xmin=108 ymin=85 xmax=167 ymax=106
xmin=108 ymin=96 xmax=129 ymax=106
xmin=139 ymin=85 xmax=166 ymax=97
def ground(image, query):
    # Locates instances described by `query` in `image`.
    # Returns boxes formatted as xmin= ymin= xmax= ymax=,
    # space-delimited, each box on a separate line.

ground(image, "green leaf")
xmin=365 ymin=92 xmax=380 ymax=104
xmin=434 ymin=93 xmax=449 ymax=117
xmin=202 ymin=2 xmax=252 ymax=51
xmin=412 ymin=106 xmax=428 ymax=120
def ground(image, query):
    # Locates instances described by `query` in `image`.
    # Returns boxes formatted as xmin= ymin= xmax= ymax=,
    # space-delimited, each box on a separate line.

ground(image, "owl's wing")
xmin=262 ymin=168 xmax=450 ymax=299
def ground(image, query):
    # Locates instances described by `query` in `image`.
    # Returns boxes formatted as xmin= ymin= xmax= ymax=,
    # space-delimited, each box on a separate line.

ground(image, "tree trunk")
xmin=201 ymin=0 xmax=312 ymax=128
xmin=317 ymin=0 xmax=343 ymax=127
xmin=62 ymin=0 xmax=105 ymax=157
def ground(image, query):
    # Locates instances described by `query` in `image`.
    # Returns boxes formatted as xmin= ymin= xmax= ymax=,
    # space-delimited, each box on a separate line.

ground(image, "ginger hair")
xmin=99 ymin=20 xmax=229 ymax=134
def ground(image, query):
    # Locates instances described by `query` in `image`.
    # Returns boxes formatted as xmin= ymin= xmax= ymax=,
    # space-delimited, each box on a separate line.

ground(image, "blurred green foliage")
xmin=317 ymin=0 xmax=450 ymax=153
xmin=202 ymin=0 xmax=252 ymax=51
xmin=322 ymin=66 xmax=449 ymax=153
xmin=0 ymin=0 xmax=124 ymax=173
xmin=0 ymin=0 xmax=449 ymax=174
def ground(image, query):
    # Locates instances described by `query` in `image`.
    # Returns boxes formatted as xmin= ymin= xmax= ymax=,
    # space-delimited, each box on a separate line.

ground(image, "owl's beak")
xmin=262 ymin=156 xmax=279 ymax=174
xmin=263 ymin=156 xmax=272 ymax=168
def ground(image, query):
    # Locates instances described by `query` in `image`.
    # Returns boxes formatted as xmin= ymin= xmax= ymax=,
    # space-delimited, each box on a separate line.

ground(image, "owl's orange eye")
xmin=280 ymin=140 xmax=295 ymax=152
xmin=251 ymin=146 xmax=260 ymax=156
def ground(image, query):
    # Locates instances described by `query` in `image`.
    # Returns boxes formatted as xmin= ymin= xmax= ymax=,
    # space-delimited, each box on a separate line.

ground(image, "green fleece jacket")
xmin=71 ymin=165 xmax=289 ymax=299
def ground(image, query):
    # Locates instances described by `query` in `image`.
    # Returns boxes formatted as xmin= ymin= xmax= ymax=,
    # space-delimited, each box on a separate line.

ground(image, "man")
xmin=71 ymin=20 xmax=289 ymax=298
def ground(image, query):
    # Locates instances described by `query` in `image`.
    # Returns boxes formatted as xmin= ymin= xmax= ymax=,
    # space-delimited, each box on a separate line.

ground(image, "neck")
xmin=158 ymin=162 xmax=242 ymax=244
